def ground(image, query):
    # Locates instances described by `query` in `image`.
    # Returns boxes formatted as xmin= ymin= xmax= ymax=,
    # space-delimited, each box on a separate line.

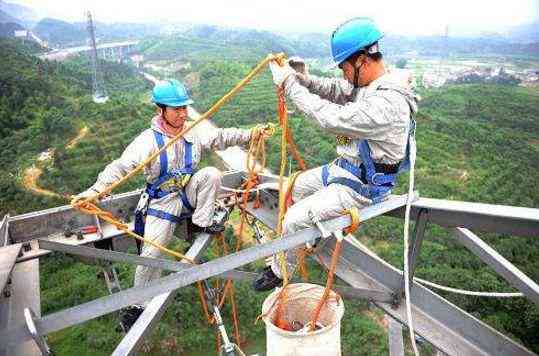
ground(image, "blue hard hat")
xmin=330 ymin=17 xmax=383 ymax=67
xmin=151 ymin=79 xmax=193 ymax=107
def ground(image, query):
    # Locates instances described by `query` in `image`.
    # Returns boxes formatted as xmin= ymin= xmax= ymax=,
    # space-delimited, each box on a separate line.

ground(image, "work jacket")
xmin=89 ymin=116 xmax=253 ymax=193
xmin=286 ymin=72 xmax=419 ymax=166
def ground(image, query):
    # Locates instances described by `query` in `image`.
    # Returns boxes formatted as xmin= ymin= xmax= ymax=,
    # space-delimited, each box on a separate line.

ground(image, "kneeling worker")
xmin=253 ymin=18 xmax=419 ymax=291
xmin=73 ymin=79 xmax=268 ymax=329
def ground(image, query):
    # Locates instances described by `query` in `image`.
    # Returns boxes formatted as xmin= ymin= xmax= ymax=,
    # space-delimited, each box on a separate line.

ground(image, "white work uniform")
xmin=88 ymin=116 xmax=252 ymax=288
xmin=271 ymin=72 xmax=419 ymax=278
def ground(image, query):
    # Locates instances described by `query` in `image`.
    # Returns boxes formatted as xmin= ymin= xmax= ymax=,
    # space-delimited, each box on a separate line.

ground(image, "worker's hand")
xmin=269 ymin=61 xmax=296 ymax=87
xmin=288 ymin=57 xmax=308 ymax=75
xmin=70 ymin=188 xmax=100 ymax=206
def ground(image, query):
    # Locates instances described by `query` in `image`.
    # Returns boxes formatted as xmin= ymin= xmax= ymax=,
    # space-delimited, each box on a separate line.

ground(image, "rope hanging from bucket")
xmin=308 ymin=207 xmax=360 ymax=331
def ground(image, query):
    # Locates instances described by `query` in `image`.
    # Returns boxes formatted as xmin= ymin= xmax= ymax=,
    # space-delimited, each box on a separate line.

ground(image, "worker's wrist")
xmin=296 ymin=73 xmax=311 ymax=87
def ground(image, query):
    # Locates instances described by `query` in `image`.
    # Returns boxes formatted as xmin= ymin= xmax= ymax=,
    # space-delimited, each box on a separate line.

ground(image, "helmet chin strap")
xmin=352 ymin=59 xmax=364 ymax=88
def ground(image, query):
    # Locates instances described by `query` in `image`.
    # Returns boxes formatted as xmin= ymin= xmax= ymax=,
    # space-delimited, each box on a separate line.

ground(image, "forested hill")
xmin=0 ymin=37 xmax=538 ymax=354
xmin=190 ymin=60 xmax=539 ymax=208
xmin=0 ymin=38 xmax=151 ymax=215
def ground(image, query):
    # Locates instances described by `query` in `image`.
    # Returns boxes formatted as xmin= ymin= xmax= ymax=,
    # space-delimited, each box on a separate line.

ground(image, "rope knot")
xmin=343 ymin=207 xmax=360 ymax=235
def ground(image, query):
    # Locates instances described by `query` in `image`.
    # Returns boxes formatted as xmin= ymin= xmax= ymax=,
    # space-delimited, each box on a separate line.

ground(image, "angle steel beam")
xmin=112 ymin=233 xmax=212 ymax=356
xmin=3 ymin=259 xmax=41 ymax=356
xmin=225 ymin=270 xmax=393 ymax=303
xmin=453 ymin=227 xmax=539 ymax=306
xmin=317 ymin=237 xmax=536 ymax=356
xmin=7 ymin=171 xmax=245 ymax=243
xmin=0 ymin=215 xmax=9 ymax=247
xmin=0 ymin=193 xmax=411 ymax=346
xmin=387 ymin=197 xmax=539 ymax=238
xmin=0 ymin=244 xmax=21 ymax=293
xmin=386 ymin=315 xmax=405 ymax=356
xmin=38 ymin=239 xmax=190 ymax=271
xmin=394 ymin=208 xmax=429 ymax=301
xmin=17 ymin=223 xmax=135 ymax=263
xmin=8 ymin=190 xmax=141 ymax=243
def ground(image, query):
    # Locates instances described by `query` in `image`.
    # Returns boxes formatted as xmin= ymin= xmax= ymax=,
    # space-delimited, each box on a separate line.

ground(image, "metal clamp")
xmin=24 ymin=308 xmax=53 ymax=356
xmin=202 ymin=280 xmax=235 ymax=355
xmin=135 ymin=192 xmax=150 ymax=214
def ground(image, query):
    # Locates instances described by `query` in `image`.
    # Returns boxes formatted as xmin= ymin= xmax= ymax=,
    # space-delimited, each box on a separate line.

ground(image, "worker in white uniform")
xmin=253 ymin=17 xmax=419 ymax=291
xmin=73 ymin=79 xmax=267 ymax=329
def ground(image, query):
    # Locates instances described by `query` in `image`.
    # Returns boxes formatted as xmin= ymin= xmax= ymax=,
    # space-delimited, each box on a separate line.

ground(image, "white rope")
xmin=346 ymin=235 xmax=524 ymax=299
xmin=414 ymin=278 xmax=524 ymax=297
xmin=403 ymin=128 xmax=419 ymax=356
xmin=220 ymin=181 xmax=279 ymax=194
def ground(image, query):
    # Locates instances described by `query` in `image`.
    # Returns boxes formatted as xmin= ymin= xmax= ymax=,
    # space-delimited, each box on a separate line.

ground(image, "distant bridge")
xmin=39 ymin=41 xmax=139 ymax=62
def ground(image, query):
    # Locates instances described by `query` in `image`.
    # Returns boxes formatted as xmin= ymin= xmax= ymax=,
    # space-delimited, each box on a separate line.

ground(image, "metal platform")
xmin=0 ymin=170 xmax=538 ymax=355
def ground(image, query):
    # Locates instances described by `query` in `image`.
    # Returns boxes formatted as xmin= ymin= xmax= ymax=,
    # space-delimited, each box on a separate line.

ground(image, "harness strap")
xmin=153 ymin=130 xmax=168 ymax=177
xmin=357 ymin=140 xmax=376 ymax=183
xmin=148 ymin=130 xmax=195 ymax=198
xmin=184 ymin=140 xmax=193 ymax=171
xmin=322 ymin=165 xmax=330 ymax=186
xmin=147 ymin=207 xmax=192 ymax=224
xmin=326 ymin=176 xmax=387 ymax=204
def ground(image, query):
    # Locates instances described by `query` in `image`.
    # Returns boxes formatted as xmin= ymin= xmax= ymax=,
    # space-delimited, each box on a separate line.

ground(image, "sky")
xmin=8 ymin=0 xmax=539 ymax=35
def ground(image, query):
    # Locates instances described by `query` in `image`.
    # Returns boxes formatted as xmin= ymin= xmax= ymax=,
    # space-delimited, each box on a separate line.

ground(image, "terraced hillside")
xmin=0 ymin=38 xmax=151 ymax=215
xmin=1 ymin=36 xmax=538 ymax=355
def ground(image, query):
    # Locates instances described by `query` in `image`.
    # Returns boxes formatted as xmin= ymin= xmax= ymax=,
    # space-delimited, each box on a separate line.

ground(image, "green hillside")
xmin=0 ymin=38 xmax=151 ymax=215
xmin=0 ymin=37 xmax=538 ymax=355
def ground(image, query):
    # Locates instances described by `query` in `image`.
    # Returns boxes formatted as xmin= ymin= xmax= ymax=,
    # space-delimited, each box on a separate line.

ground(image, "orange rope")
xmin=229 ymin=281 xmax=241 ymax=346
xmin=197 ymin=233 xmax=242 ymax=349
xmin=308 ymin=209 xmax=361 ymax=331
xmin=308 ymin=240 xmax=342 ymax=331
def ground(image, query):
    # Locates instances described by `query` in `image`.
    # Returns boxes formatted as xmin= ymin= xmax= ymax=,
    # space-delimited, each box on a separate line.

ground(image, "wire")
xmin=403 ymin=127 xmax=419 ymax=355
xmin=414 ymin=278 xmax=524 ymax=297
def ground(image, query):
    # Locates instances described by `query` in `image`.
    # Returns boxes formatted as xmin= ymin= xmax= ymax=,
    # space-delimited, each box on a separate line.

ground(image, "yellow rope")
xmin=343 ymin=207 xmax=360 ymax=235
xmin=70 ymin=54 xmax=285 ymax=263
xmin=76 ymin=200 xmax=194 ymax=263
xmin=276 ymin=85 xmax=290 ymax=286
xmin=77 ymin=53 xmax=285 ymax=204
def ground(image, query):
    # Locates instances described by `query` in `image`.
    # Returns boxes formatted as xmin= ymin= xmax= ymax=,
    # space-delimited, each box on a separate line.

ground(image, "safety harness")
xmin=134 ymin=130 xmax=195 ymax=238
xmin=322 ymin=118 xmax=416 ymax=204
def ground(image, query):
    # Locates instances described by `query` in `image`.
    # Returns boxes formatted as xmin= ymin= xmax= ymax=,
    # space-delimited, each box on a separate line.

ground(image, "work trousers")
xmin=270 ymin=163 xmax=374 ymax=279
xmin=134 ymin=167 xmax=221 ymax=292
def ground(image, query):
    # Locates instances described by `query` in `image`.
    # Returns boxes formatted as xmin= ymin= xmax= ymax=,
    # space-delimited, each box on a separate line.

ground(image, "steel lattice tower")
xmin=86 ymin=11 xmax=108 ymax=104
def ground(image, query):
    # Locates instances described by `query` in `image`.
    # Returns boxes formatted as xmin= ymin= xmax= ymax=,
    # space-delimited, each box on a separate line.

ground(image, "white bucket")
xmin=261 ymin=283 xmax=345 ymax=356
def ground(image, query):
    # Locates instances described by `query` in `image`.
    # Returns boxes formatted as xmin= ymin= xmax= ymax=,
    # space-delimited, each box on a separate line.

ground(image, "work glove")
xmin=71 ymin=187 xmax=101 ymax=206
xmin=269 ymin=61 xmax=296 ymax=88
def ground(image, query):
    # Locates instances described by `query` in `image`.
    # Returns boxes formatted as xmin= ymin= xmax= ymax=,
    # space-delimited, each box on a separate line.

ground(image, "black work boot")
xmin=252 ymin=266 xmax=283 ymax=292
xmin=120 ymin=305 xmax=144 ymax=332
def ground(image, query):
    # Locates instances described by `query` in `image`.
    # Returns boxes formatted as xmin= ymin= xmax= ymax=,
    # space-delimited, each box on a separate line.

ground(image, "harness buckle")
xmin=371 ymin=172 xmax=385 ymax=185
xmin=136 ymin=192 xmax=150 ymax=214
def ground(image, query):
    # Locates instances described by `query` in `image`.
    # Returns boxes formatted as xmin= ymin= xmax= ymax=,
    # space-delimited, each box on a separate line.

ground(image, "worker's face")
xmin=340 ymin=55 xmax=368 ymax=87
xmin=163 ymin=106 xmax=188 ymax=128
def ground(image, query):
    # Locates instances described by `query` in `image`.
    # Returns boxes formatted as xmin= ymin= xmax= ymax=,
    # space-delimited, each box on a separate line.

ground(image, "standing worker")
xmin=253 ymin=17 xmax=419 ymax=291
xmin=73 ymin=79 xmax=270 ymax=329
